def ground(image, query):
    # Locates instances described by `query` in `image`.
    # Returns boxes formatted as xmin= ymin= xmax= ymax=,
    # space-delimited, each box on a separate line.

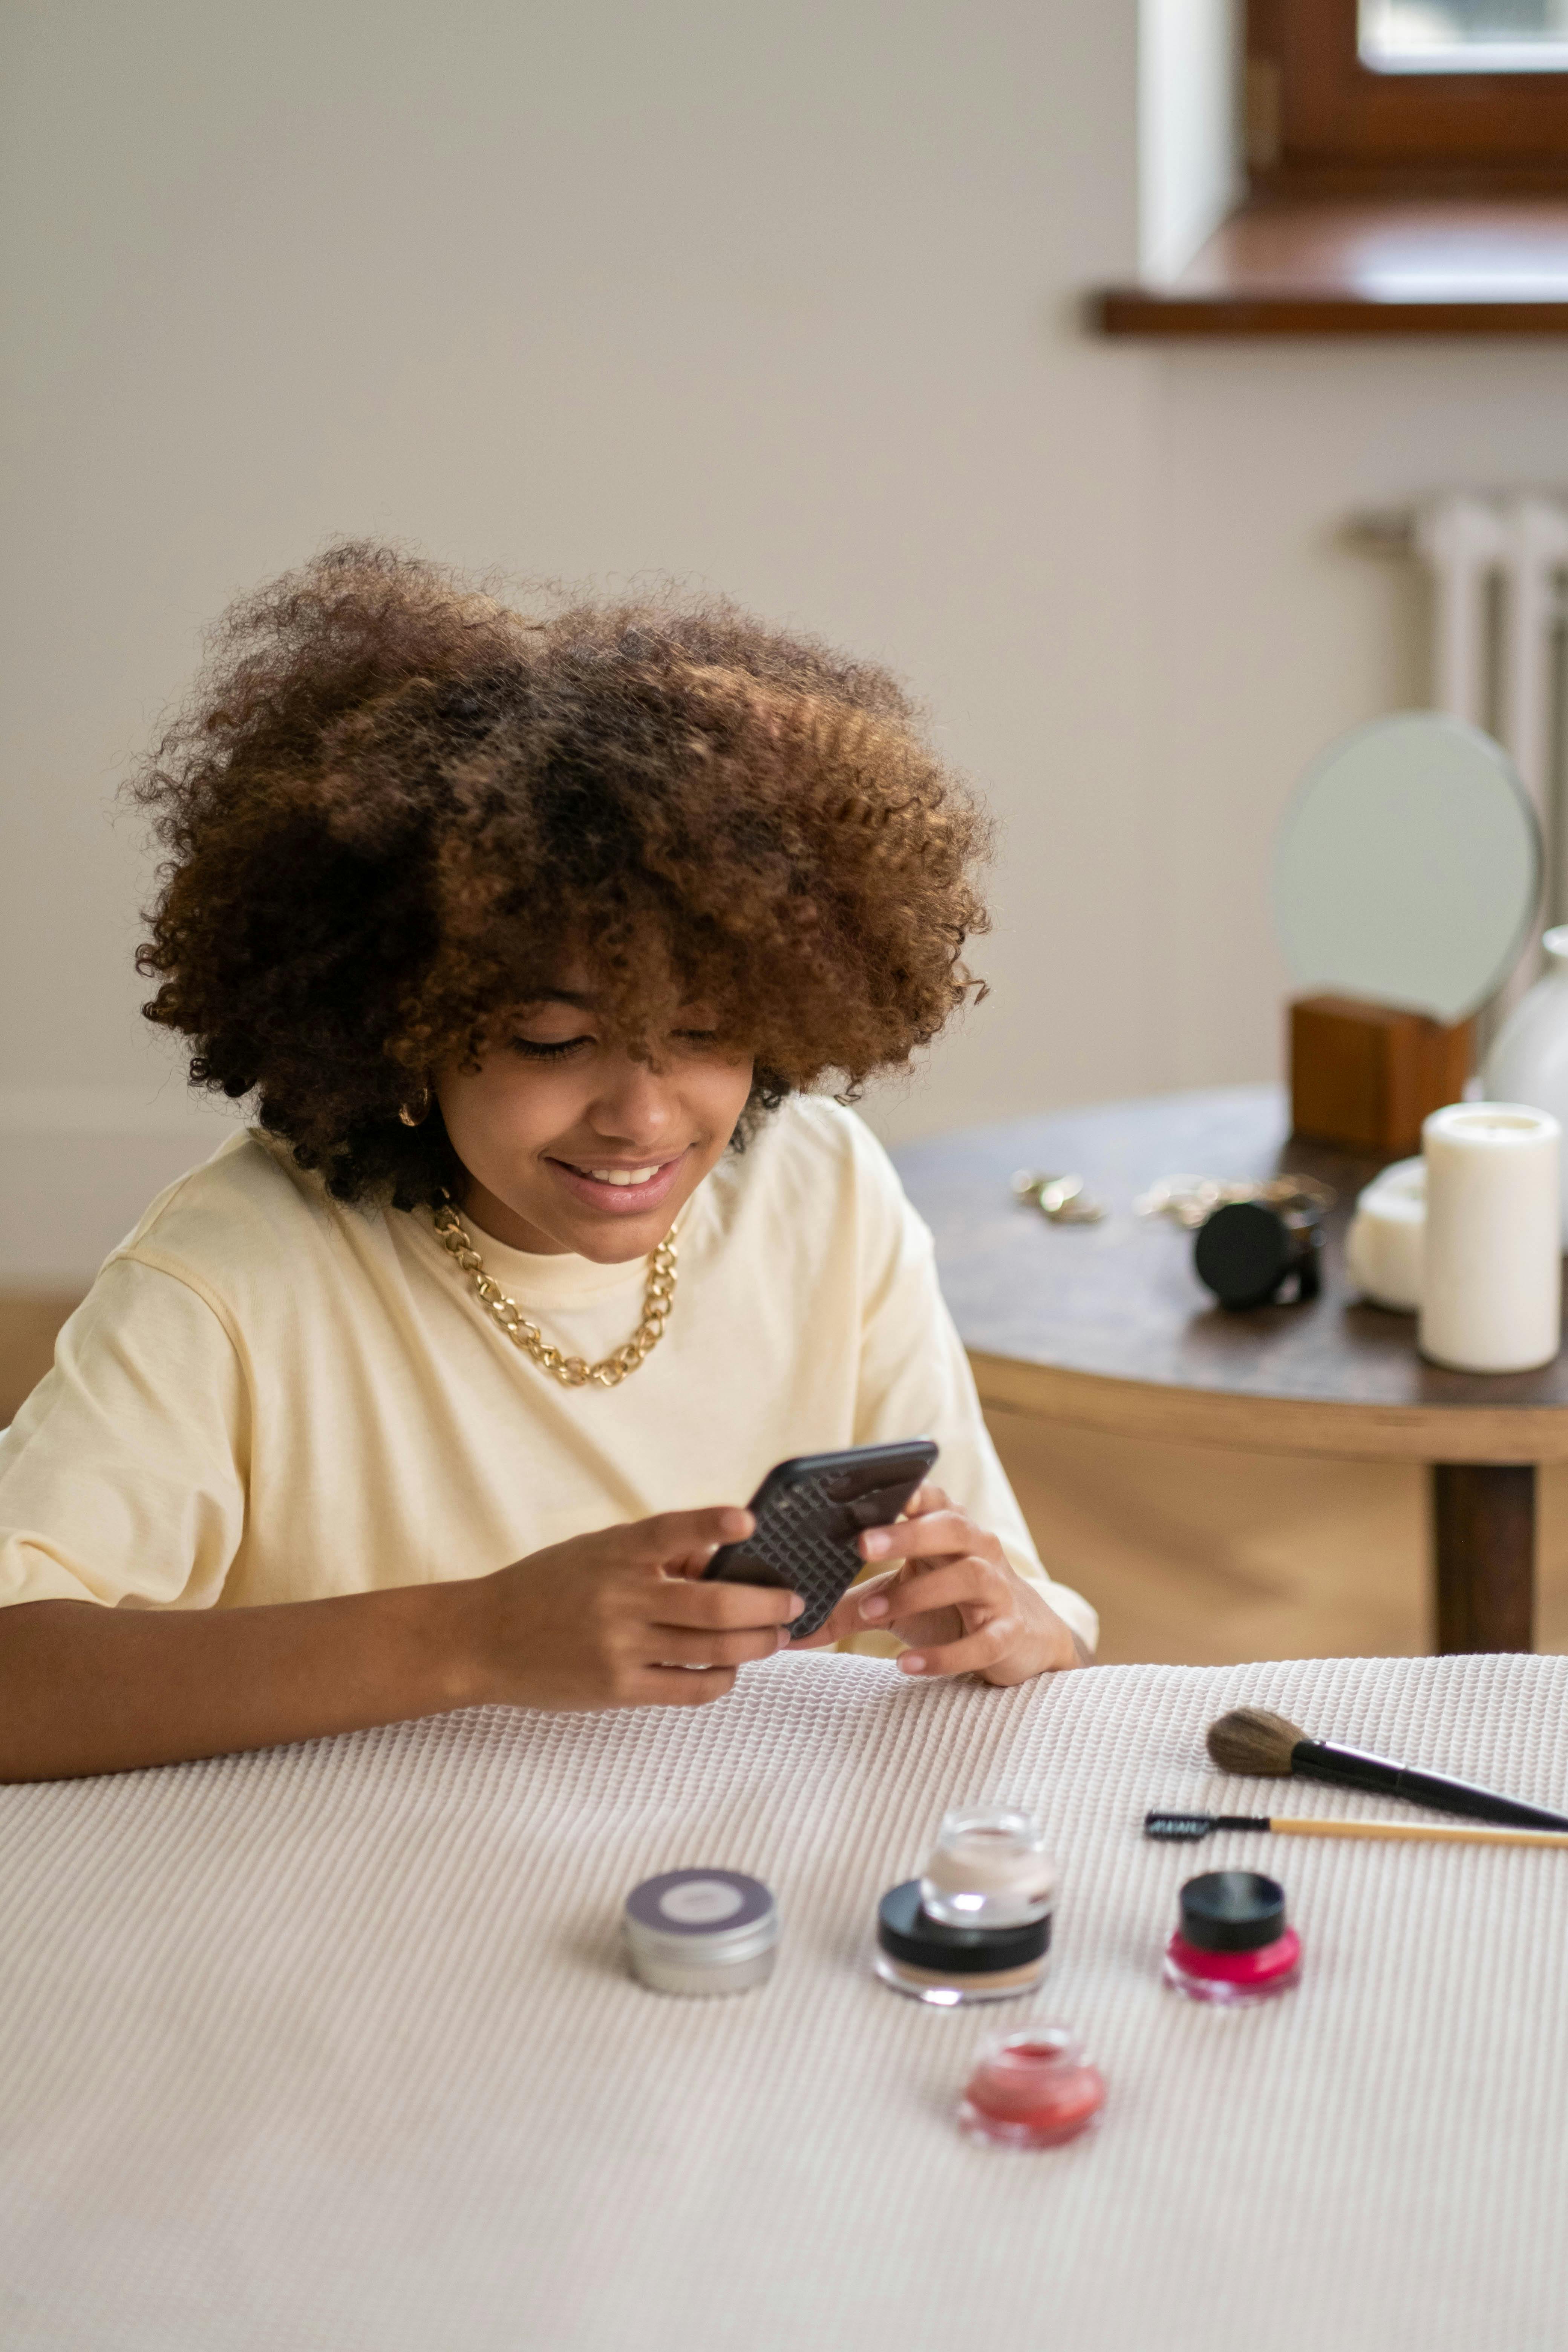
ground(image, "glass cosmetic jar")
xmin=876 ymin=1807 xmax=1055 ymax=2006
xmin=623 ymin=1870 xmax=778 ymax=1997
xmin=1163 ymin=1869 xmax=1301 ymax=2007
xmin=919 ymin=1806 xmax=1057 ymax=1930
xmin=959 ymin=2027 xmax=1106 ymax=2150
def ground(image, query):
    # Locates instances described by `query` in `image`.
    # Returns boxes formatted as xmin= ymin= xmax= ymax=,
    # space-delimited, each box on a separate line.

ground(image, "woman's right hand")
xmin=468 ymin=1507 xmax=802 ymax=1712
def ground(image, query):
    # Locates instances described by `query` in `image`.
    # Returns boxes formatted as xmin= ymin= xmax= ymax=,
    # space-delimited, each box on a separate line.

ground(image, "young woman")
xmin=0 ymin=545 xmax=1095 ymax=1781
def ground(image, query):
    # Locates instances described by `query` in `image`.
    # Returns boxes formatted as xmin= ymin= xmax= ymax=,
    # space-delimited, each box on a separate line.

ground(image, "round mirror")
xmin=1274 ymin=712 xmax=1542 ymax=1024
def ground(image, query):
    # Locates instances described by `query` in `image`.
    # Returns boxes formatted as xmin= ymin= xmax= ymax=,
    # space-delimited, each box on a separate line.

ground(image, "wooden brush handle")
xmin=1272 ymin=1816 xmax=1568 ymax=1850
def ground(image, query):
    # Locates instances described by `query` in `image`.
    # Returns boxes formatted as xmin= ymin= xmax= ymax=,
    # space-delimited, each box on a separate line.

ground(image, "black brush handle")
xmin=1292 ymin=1740 xmax=1568 ymax=1832
xmin=1145 ymin=1812 xmax=1271 ymax=1840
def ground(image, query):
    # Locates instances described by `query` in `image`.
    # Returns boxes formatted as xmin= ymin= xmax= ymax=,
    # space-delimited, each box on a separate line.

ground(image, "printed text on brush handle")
xmin=1294 ymin=1740 xmax=1568 ymax=1832
xmin=1144 ymin=1814 xmax=1271 ymax=1840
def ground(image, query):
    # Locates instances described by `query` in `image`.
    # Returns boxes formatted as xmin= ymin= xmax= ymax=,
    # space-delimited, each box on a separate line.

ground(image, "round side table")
xmin=893 ymin=1084 xmax=1568 ymax=1654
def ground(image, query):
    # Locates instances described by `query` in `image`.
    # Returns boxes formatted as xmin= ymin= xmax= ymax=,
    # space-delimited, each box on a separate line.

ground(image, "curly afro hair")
xmin=132 ymin=542 xmax=992 ymax=1207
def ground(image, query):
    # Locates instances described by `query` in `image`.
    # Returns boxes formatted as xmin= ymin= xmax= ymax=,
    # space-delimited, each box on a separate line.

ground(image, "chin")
xmin=571 ymin=1226 xmax=664 ymax=1265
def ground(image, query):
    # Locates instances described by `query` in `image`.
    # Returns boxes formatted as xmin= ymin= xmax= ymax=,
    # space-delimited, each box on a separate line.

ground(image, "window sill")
xmin=1096 ymin=196 xmax=1568 ymax=336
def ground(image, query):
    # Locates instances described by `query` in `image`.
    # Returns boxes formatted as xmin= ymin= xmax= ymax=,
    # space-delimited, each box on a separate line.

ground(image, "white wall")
xmin=5 ymin=0 xmax=1568 ymax=1280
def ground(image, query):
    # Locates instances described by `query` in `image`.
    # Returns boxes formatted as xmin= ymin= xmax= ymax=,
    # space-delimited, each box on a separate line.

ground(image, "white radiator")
xmin=1360 ymin=492 xmax=1568 ymax=1019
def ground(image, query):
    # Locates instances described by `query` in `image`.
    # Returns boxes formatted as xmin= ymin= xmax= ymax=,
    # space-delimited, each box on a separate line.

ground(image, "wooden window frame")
xmin=1249 ymin=0 xmax=1568 ymax=196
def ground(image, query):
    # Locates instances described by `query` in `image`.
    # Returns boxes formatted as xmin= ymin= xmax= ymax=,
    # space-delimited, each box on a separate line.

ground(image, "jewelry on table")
xmin=1133 ymin=1172 xmax=1336 ymax=1230
xmin=431 ymin=1198 xmax=677 ymax=1388
xmin=1011 ymin=1170 xmax=1108 ymax=1225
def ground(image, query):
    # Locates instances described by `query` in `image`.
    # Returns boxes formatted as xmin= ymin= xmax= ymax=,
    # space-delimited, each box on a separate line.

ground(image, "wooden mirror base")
xmin=1289 ymin=993 xmax=1473 ymax=1157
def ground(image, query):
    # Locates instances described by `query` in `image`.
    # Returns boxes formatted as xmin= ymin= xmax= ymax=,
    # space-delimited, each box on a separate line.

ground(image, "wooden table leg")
xmin=1431 ymin=1464 xmax=1536 ymax=1654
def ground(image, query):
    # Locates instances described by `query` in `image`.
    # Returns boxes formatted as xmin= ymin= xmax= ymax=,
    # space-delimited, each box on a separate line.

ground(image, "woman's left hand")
xmin=799 ymin=1483 xmax=1089 ymax=1684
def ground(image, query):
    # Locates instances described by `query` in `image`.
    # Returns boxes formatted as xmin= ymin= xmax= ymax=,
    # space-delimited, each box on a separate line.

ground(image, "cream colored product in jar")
xmin=919 ymin=1806 xmax=1057 ymax=1929
xmin=875 ymin=1805 xmax=1057 ymax=2006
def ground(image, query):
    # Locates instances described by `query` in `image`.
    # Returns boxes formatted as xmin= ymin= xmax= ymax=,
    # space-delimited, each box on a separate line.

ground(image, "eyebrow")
xmin=525 ymin=989 xmax=597 ymax=1010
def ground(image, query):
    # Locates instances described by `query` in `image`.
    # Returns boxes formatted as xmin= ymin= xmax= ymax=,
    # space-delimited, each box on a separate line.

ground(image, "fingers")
xmin=618 ymin=1506 xmax=754 ymax=1565
xmin=795 ymin=1570 xmax=900 ymax=1649
xmin=644 ymin=1623 xmax=792 ymax=1670
xmin=854 ymin=1557 xmax=994 ymax=1627
xmin=859 ymin=1507 xmax=995 ymax=1568
xmin=626 ymin=1665 xmax=740 ymax=1709
xmin=854 ymin=1553 xmax=1021 ymax=1677
xmin=895 ymin=1613 xmax=1022 ymax=1680
xmin=652 ymin=1577 xmax=804 ymax=1631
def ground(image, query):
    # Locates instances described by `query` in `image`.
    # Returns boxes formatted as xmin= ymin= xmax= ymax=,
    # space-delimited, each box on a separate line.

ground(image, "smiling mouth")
xmin=547 ymin=1152 xmax=688 ymax=1206
xmin=573 ymin=1165 xmax=665 ymax=1188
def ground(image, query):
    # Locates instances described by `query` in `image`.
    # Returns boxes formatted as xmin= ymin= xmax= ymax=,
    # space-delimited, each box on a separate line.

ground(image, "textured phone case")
xmin=711 ymin=1469 xmax=921 ymax=1642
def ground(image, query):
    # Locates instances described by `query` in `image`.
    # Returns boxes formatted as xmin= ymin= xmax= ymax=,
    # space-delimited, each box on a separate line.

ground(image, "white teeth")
xmin=585 ymin=1166 xmax=660 ymax=1187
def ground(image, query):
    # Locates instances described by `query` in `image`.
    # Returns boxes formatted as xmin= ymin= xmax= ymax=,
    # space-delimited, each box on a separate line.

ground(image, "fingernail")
xmin=787 ymin=1595 xmax=805 ymax=1619
xmin=898 ymin=1654 xmax=926 ymax=1675
xmin=859 ymin=1593 xmax=890 ymax=1620
xmin=861 ymin=1531 xmax=888 ymax=1558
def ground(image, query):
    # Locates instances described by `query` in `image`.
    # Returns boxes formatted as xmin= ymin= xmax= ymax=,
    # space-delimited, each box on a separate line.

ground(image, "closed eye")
xmin=510 ymin=1035 xmax=593 ymax=1062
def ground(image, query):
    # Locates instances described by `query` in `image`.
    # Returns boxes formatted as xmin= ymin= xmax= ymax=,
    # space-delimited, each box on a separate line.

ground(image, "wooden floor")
xmin=5 ymin=1293 xmax=1566 ymax=1664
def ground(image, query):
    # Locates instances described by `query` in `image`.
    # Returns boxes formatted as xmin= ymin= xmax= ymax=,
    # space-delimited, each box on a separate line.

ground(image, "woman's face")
xmin=436 ymin=969 xmax=755 ymax=1261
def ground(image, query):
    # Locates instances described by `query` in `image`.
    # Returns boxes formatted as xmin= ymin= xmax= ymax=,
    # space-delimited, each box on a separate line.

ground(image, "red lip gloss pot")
xmin=1163 ymin=1870 xmax=1302 ymax=2007
xmin=959 ymin=2027 xmax=1106 ymax=2151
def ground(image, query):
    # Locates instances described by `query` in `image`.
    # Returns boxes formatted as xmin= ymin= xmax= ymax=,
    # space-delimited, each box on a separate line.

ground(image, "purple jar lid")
xmin=625 ymin=1869 xmax=774 ymax=1940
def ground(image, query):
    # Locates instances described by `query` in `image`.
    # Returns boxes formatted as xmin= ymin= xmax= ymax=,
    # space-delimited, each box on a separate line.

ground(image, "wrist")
xmin=406 ymin=1574 xmax=502 ymax=1713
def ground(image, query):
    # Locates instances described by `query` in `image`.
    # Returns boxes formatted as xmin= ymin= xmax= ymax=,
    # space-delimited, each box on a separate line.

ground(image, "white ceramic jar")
xmin=1483 ymin=926 xmax=1568 ymax=1246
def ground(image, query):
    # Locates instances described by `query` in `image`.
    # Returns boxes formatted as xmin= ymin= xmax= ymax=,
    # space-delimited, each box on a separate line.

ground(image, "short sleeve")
xmin=847 ymin=1124 xmax=1099 ymax=1656
xmin=0 ymin=1256 xmax=249 ymax=1611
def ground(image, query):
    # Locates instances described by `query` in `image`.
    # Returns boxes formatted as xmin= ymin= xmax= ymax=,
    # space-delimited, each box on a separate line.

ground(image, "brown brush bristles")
xmin=129 ymin=542 xmax=993 ymax=1208
xmin=1205 ymin=1709 xmax=1307 ymax=1779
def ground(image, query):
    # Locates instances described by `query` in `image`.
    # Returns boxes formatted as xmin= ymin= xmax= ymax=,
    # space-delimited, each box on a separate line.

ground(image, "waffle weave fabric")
xmin=2 ymin=1650 xmax=1566 ymax=2352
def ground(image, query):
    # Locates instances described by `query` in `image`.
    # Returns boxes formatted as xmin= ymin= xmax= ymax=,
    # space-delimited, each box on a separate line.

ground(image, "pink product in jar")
xmin=959 ymin=2028 xmax=1106 ymax=2151
xmin=1163 ymin=1869 xmax=1301 ymax=2007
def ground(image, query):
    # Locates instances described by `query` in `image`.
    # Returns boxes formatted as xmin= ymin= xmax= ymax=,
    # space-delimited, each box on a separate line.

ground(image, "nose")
xmin=586 ymin=1054 xmax=677 ymax=1147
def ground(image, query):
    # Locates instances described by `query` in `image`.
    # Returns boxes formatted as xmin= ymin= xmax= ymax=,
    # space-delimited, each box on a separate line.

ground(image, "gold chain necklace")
xmin=430 ymin=1199 xmax=678 ymax=1389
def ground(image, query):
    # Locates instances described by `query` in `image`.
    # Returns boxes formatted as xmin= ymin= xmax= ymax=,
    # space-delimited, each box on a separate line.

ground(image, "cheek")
xmin=438 ymin=1064 xmax=579 ymax=1161
xmin=694 ymin=1058 xmax=755 ymax=1139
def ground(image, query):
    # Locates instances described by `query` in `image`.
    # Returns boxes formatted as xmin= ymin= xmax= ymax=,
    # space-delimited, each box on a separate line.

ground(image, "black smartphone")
xmin=703 ymin=1439 xmax=939 ymax=1642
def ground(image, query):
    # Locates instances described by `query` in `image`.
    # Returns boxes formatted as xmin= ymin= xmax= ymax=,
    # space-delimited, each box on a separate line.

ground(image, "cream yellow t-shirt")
xmin=0 ymin=1095 xmax=1096 ymax=1654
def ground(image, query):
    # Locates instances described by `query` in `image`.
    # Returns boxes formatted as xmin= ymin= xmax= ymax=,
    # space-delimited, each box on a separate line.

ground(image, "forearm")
xmin=0 ymin=1581 xmax=493 ymax=1783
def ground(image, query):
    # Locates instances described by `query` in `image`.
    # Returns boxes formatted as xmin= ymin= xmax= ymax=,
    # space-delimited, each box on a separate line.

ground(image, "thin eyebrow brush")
xmin=1145 ymin=1811 xmax=1568 ymax=1851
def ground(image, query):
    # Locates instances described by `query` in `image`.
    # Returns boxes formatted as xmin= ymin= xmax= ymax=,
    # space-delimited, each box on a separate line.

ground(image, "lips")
xmin=546 ymin=1151 xmax=688 ymax=1216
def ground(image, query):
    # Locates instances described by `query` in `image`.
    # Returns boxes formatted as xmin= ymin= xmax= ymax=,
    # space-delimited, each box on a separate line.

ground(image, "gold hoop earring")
xmin=398 ymin=1087 xmax=432 ymax=1129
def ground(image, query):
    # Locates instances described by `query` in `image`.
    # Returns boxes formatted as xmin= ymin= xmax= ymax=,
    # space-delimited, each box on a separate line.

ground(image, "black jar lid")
xmin=876 ymin=1880 xmax=1051 ymax=1975
xmin=1194 ymin=1201 xmax=1294 ymax=1309
xmin=1179 ymin=1870 xmax=1287 ymax=1953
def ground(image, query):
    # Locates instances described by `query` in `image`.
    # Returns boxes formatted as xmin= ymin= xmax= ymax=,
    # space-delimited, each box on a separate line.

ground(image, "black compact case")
xmin=703 ymin=1439 xmax=938 ymax=1640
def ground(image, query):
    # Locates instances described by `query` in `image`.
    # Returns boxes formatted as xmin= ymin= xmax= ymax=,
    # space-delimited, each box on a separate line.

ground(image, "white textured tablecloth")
xmin=3 ymin=1651 xmax=1567 ymax=2352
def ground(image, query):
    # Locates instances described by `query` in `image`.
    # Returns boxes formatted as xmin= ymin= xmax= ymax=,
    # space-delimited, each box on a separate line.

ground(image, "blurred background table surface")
xmin=2 ymin=1649 xmax=1564 ymax=2352
xmin=893 ymin=1085 xmax=1568 ymax=1654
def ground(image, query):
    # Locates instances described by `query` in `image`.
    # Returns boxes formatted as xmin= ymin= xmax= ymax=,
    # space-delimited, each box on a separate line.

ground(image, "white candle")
xmin=1419 ymin=1103 xmax=1562 ymax=1374
xmin=1345 ymin=1157 xmax=1424 ymax=1312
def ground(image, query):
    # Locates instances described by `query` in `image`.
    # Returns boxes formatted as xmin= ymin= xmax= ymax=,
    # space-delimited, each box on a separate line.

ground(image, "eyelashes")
xmin=508 ymin=1030 xmax=720 ymax=1063
xmin=509 ymin=1037 xmax=588 ymax=1062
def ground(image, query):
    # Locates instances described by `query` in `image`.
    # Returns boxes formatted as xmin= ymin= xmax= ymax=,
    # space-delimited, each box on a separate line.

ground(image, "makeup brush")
xmin=1205 ymin=1708 xmax=1568 ymax=1834
xmin=1146 ymin=1810 xmax=1568 ymax=1850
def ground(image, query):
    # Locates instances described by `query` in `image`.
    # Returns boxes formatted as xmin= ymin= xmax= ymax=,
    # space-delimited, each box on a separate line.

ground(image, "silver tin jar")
xmin=623 ymin=1869 xmax=779 ymax=1997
